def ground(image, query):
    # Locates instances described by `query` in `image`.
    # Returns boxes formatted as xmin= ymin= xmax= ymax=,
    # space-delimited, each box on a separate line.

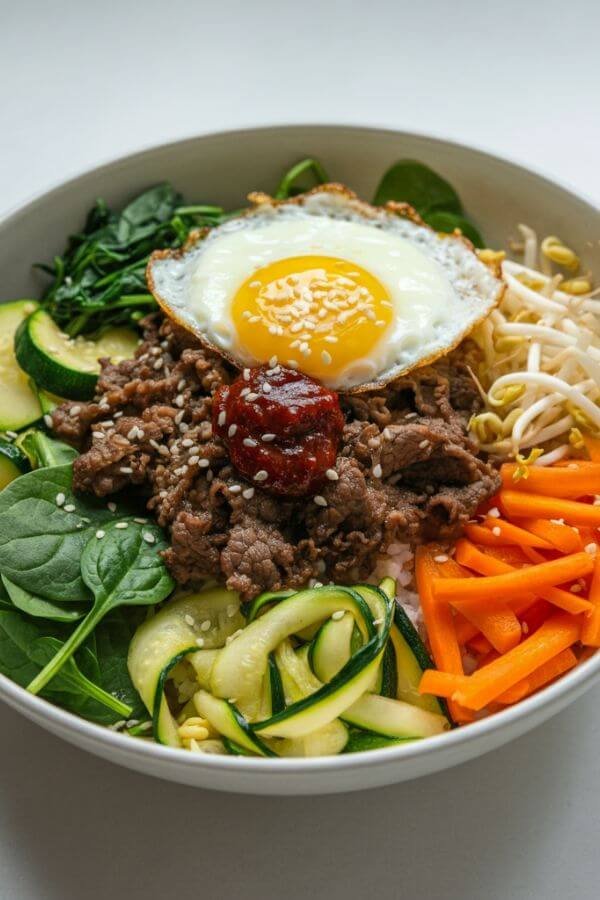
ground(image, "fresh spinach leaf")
xmin=0 ymin=610 xmax=132 ymax=722
xmin=274 ymin=158 xmax=330 ymax=199
xmin=1 ymin=576 xmax=86 ymax=623
xmin=16 ymin=430 xmax=77 ymax=470
xmin=0 ymin=464 xmax=112 ymax=604
xmin=422 ymin=210 xmax=484 ymax=248
xmin=27 ymin=520 xmax=174 ymax=695
xmin=373 ymin=159 xmax=462 ymax=214
xmin=87 ymin=610 xmax=147 ymax=719
xmin=0 ymin=578 xmax=11 ymax=611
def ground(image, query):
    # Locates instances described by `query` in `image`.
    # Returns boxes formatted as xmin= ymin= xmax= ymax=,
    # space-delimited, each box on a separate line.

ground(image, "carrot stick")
xmin=455 ymin=539 xmax=592 ymax=616
xmin=496 ymin=648 xmax=577 ymax=704
xmin=419 ymin=669 xmax=466 ymax=699
xmin=517 ymin=518 xmax=582 ymax=553
xmin=433 ymin=552 xmax=594 ymax=607
xmin=500 ymin=490 xmax=600 ymax=528
xmin=451 ymin=612 xmax=581 ymax=710
xmin=583 ymin=434 xmax=600 ymax=462
xmin=467 ymin=633 xmax=493 ymax=655
xmin=501 ymin=463 xmax=600 ymax=499
xmin=415 ymin=546 xmax=472 ymax=723
xmin=581 ymin=553 xmax=600 ymax=647
xmin=457 ymin=603 xmax=522 ymax=654
xmin=473 ymin=517 xmax=554 ymax=550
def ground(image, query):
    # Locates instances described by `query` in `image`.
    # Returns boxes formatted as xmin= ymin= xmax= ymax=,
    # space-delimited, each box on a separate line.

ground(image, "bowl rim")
xmin=1 ymin=121 xmax=599 ymax=776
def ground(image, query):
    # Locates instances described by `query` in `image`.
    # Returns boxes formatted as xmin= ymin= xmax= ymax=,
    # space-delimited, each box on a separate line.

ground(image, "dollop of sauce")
xmin=213 ymin=365 xmax=344 ymax=496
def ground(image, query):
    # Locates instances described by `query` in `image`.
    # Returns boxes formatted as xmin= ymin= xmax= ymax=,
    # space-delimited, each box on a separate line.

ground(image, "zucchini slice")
xmin=344 ymin=729 xmax=411 ymax=753
xmin=193 ymin=691 xmax=275 ymax=757
xmin=391 ymin=603 xmax=447 ymax=717
xmin=0 ymin=300 xmax=41 ymax=431
xmin=15 ymin=309 xmax=139 ymax=401
xmin=342 ymin=692 xmax=447 ymax=739
xmin=0 ymin=439 xmax=29 ymax=489
xmin=127 ymin=586 xmax=244 ymax=746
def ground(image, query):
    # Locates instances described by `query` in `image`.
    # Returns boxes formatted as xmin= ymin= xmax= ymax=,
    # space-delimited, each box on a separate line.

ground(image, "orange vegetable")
xmin=414 ymin=546 xmax=472 ymax=723
xmin=419 ymin=669 xmax=466 ymax=699
xmin=583 ymin=434 xmax=600 ymax=462
xmin=433 ymin=552 xmax=594 ymax=607
xmin=467 ymin=633 xmax=493 ymax=655
xmin=454 ymin=613 xmax=479 ymax=645
xmin=500 ymin=490 xmax=600 ymax=528
xmin=501 ymin=463 xmax=600 ymax=499
xmin=452 ymin=612 xmax=581 ymax=710
xmin=581 ymin=553 xmax=600 ymax=647
xmin=497 ymin=648 xmax=577 ymax=704
xmin=517 ymin=518 xmax=582 ymax=553
xmin=457 ymin=603 xmax=521 ymax=654
xmin=465 ymin=519 xmax=554 ymax=550
xmin=455 ymin=539 xmax=592 ymax=616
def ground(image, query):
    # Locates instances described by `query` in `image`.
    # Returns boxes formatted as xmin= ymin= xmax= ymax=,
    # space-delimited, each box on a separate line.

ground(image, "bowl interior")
xmin=1 ymin=124 xmax=599 ymax=793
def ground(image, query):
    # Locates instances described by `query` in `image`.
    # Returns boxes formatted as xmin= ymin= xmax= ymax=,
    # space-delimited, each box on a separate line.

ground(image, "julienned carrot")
xmin=457 ymin=603 xmax=521 ymax=654
xmin=452 ymin=612 xmax=581 ymax=710
xmin=497 ymin=648 xmax=578 ymax=704
xmin=467 ymin=632 xmax=493 ymax=655
xmin=455 ymin=539 xmax=593 ymax=616
xmin=500 ymin=490 xmax=600 ymax=528
xmin=455 ymin=613 xmax=479 ymax=645
xmin=465 ymin=519 xmax=554 ymax=550
xmin=433 ymin=552 xmax=594 ymax=607
xmin=583 ymin=434 xmax=600 ymax=462
xmin=517 ymin=518 xmax=582 ymax=553
xmin=581 ymin=553 xmax=600 ymax=646
xmin=415 ymin=547 xmax=472 ymax=723
xmin=419 ymin=669 xmax=466 ymax=699
xmin=501 ymin=463 xmax=600 ymax=499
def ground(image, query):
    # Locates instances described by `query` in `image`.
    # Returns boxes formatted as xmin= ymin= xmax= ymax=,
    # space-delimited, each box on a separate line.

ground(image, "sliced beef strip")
xmin=51 ymin=315 xmax=499 ymax=600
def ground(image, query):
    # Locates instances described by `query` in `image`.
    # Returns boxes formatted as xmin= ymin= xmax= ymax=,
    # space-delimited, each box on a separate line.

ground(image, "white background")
xmin=2 ymin=1 xmax=600 ymax=897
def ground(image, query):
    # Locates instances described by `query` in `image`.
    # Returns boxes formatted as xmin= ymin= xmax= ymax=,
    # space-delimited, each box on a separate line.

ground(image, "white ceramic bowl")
xmin=1 ymin=125 xmax=599 ymax=795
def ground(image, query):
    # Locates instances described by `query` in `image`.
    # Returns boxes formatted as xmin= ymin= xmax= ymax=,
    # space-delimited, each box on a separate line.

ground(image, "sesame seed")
xmin=92 ymin=431 xmax=103 ymax=440
xmin=63 ymin=503 xmax=76 ymax=513
xmin=228 ymin=424 xmax=238 ymax=437
xmin=177 ymin=379 xmax=186 ymax=391
xmin=243 ymin=438 xmax=258 ymax=447
xmin=269 ymin=355 xmax=278 ymax=368
xmin=200 ymin=619 xmax=211 ymax=632
xmin=262 ymin=383 xmax=272 ymax=393
xmin=43 ymin=414 xmax=53 ymax=428
xmin=55 ymin=493 xmax=66 ymax=507
xmin=585 ymin=542 xmax=597 ymax=555
xmin=95 ymin=530 xmax=105 ymax=539
xmin=108 ymin=502 xmax=117 ymax=512
xmin=331 ymin=610 xmax=345 ymax=621
xmin=142 ymin=531 xmax=156 ymax=544
xmin=246 ymin=392 xmax=259 ymax=402
xmin=325 ymin=469 xmax=338 ymax=481
xmin=372 ymin=464 xmax=383 ymax=479
xmin=321 ymin=350 xmax=332 ymax=366
xmin=571 ymin=584 xmax=582 ymax=593
xmin=174 ymin=395 xmax=185 ymax=408
xmin=119 ymin=466 xmax=133 ymax=474
xmin=188 ymin=455 xmax=200 ymax=465
xmin=261 ymin=434 xmax=276 ymax=442
xmin=69 ymin=406 xmax=81 ymax=417
xmin=182 ymin=438 xmax=193 ymax=447
xmin=114 ymin=411 xmax=123 ymax=418
xmin=324 ymin=335 xmax=338 ymax=343
xmin=198 ymin=459 xmax=210 ymax=468
xmin=492 ymin=526 xmax=502 ymax=537
xmin=287 ymin=359 xmax=299 ymax=369
xmin=418 ymin=440 xmax=430 ymax=450
xmin=243 ymin=369 xmax=251 ymax=381
xmin=115 ymin=522 xmax=128 ymax=529
xmin=242 ymin=487 xmax=255 ymax=500
xmin=254 ymin=470 xmax=268 ymax=482
xmin=405 ymin=412 xmax=418 ymax=419
xmin=550 ymin=518 xmax=565 ymax=526
xmin=133 ymin=517 xmax=148 ymax=524
xmin=127 ymin=427 xmax=138 ymax=441
xmin=158 ymin=445 xmax=170 ymax=457
xmin=175 ymin=410 xmax=185 ymax=425
xmin=153 ymin=358 xmax=163 ymax=370
xmin=195 ymin=637 xmax=205 ymax=647
xmin=229 ymin=484 xmax=242 ymax=494
xmin=184 ymin=614 xmax=195 ymax=626
xmin=488 ymin=507 xmax=501 ymax=518
xmin=240 ymin=387 xmax=250 ymax=397
xmin=218 ymin=411 xmax=226 ymax=427
xmin=314 ymin=495 xmax=327 ymax=507
xmin=434 ymin=554 xmax=449 ymax=563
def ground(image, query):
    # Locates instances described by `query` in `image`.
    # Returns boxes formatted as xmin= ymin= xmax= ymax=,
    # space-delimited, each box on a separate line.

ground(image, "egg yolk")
xmin=231 ymin=256 xmax=393 ymax=380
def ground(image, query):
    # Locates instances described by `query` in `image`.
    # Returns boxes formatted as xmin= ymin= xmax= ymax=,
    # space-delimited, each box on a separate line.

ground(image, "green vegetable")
xmin=423 ymin=211 xmax=484 ymax=248
xmin=0 ymin=464 xmax=113 ymax=604
xmin=0 ymin=439 xmax=29 ymax=490
xmin=344 ymin=729 xmax=411 ymax=753
xmin=373 ymin=159 xmax=484 ymax=247
xmin=15 ymin=430 xmax=77 ymax=469
xmin=0 ymin=300 xmax=42 ymax=432
xmin=274 ymin=158 xmax=330 ymax=199
xmin=373 ymin=160 xmax=462 ymax=214
xmin=1 ymin=576 xmax=86 ymax=622
xmin=27 ymin=519 xmax=174 ymax=695
xmin=0 ymin=609 xmax=133 ymax=722
xmin=36 ymin=184 xmax=219 ymax=338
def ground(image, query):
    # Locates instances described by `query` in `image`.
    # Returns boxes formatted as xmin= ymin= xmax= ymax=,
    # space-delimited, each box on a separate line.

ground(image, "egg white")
xmin=148 ymin=187 xmax=503 ymax=390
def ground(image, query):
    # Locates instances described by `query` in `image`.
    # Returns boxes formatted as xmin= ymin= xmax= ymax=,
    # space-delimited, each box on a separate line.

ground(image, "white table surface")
xmin=2 ymin=1 xmax=600 ymax=897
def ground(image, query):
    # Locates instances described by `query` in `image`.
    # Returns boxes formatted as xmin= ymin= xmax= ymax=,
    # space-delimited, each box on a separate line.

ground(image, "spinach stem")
xmin=27 ymin=604 xmax=107 ymax=696
xmin=76 ymin=671 xmax=133 ymax=718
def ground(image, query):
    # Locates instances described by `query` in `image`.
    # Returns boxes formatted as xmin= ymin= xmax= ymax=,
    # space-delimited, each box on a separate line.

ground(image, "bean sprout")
xmin=470 ymin=228 xmax=599 ymax=461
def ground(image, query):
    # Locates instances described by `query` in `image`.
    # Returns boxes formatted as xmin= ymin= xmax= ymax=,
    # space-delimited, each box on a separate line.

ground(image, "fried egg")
xmin=147 ymin=185 xmax=502 ymax=391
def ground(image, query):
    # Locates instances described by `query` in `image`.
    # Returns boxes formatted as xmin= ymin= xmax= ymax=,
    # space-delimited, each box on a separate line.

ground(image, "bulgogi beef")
xmin=52 ymin=315 xmax=499 ymax=600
